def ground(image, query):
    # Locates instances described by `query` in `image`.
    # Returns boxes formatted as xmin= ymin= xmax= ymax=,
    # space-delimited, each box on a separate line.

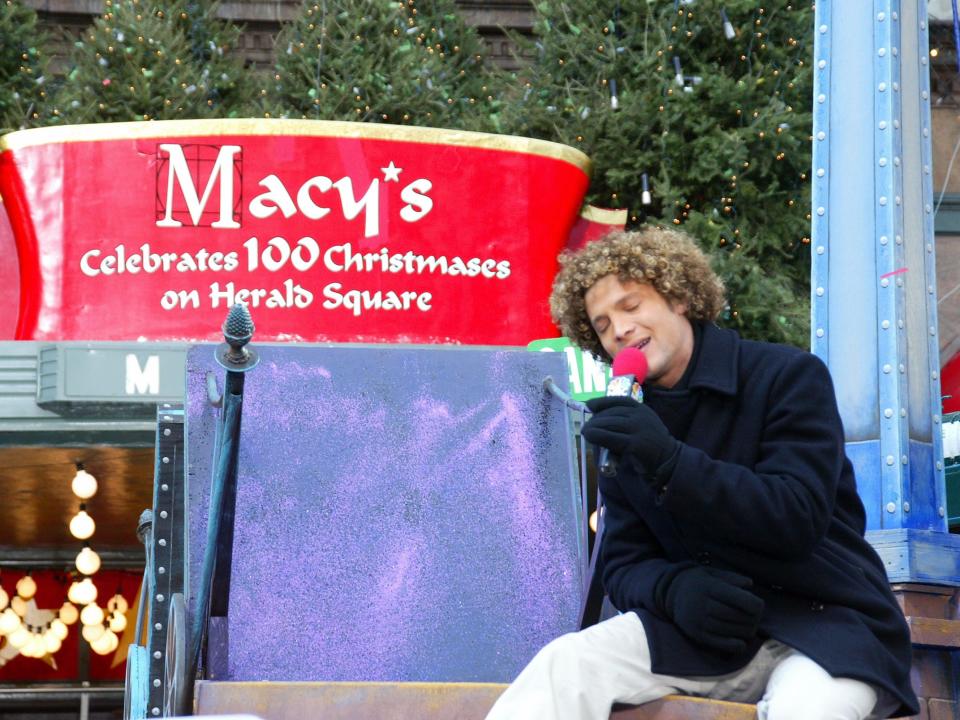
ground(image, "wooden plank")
xmin=612 ymin=696 xmax=755 ymax=719
xmin=906 ymin=616 xmax=960 ymax=649
xmin=196 ymin=681 xmax=506 ymax=720
xmin=195 ymin=681 xmax=756 ymax=720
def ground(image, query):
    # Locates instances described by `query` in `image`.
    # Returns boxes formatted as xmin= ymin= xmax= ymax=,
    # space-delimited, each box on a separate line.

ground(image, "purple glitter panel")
xmin=185 ymin=345 xmax=585 ymax=683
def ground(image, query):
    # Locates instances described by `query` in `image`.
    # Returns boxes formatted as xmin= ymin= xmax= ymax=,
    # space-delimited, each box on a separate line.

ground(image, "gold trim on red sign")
xmin=0 ymin=119 xmax=591 ymax=172
xmin=579 ymin=205 xmax=628 ymax=225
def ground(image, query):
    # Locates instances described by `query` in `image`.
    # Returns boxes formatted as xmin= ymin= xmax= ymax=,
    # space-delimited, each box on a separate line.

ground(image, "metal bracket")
xmin=145 ymin=404 xmax=185 ymax=718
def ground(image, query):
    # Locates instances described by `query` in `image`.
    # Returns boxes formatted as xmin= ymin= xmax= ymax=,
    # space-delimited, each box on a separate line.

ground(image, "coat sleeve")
xmin=600 ymin=474 xmax=679 ymax=614
xmin=662 ymin=351 xmax=844 ymax=560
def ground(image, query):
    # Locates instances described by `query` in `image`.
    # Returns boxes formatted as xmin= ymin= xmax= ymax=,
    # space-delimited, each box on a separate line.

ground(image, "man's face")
xmin=584 ymin=274 xmax=694 ymax=388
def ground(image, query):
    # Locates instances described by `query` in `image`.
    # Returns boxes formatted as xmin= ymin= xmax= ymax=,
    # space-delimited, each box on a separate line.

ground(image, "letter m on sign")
xmin=156 ymin=143 xmax=242 ymax=228
xmin=126 ymin=354 xmax=159 ymax=395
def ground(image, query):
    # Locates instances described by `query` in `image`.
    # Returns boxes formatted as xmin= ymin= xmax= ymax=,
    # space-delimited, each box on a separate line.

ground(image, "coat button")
xmin=654 ymin=486 xmax=667 ymax=506
xmin=810 ymin=601 xmax=825 ymax=612
xmin=697 ymin=552 xmax=712 ymax=566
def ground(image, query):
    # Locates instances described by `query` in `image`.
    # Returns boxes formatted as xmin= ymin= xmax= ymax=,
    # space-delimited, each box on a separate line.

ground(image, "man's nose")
xmin=613 ymin=319 xmax=634 ymax=342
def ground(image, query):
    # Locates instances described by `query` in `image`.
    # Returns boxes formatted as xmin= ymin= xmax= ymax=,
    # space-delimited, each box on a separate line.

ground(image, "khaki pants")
xmin=486 ymin=612 xmax=894 ymax=720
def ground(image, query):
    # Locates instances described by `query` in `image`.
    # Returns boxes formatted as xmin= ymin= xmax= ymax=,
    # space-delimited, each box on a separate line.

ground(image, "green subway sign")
xmin=527 ymin=337 xmax=611 ymax=401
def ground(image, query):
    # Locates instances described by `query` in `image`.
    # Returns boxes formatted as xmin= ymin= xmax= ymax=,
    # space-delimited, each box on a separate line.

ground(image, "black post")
xmin=188 ymin=303 xmax=259 ymax=690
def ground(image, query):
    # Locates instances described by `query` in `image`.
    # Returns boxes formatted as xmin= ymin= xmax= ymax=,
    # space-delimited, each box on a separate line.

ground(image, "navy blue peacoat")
xmin=599 ymin=321 xmax=919 ymax=717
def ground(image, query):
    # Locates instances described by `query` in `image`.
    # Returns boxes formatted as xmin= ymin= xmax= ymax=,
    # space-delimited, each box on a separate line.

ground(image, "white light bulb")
xmin=76 ymin=546 xmax=101 ymax=576
xmin=71 ymin=469 xmax=98 ymax=499
xmin=50 ymin=618 xmax=69 ymax=640
xmin=105 ymin=628 xmax=119 ymax=652
xmin=0 ymin=608 xmax=22 ymax=635
xmin=91 ymin=628 xmax=116 ymax=655
xmin=11 ymin=596 xmax=27 ymax=617
xmin=59 ymin=602 xmax=79 ymax=626
xmin=22 ymin=636 xmax=43 ymax=658
xmin=32 ymin=640 xmax=50 ymax=658
xmin=16 ymin=575 xmax=36 ymax=600
xmin=74 ymin=578 xmax=98 ymax=606
xmin=90 ymin=633 xmax=110 ymax=655
xmin=109 ymin=612 xmax=127 ymax=633
xmin=33 ymin=638 xmax=50 ymax=658
xmin=81 ymin=622 xmax=104 ymax=643
xmin=44 ymin=632 xmax=62 ymax=654
xmin=70 ymin=510 xmax=96 ymax=540
xmin=7 ymin=626 xmax=30 ymax=649
xmin=80 ymin=603 xmax=104 ymax=627
xmin=107 ymin=594 xmax=129 ymax=614
xmin=0 ymin=585 xmax=8 ymax=611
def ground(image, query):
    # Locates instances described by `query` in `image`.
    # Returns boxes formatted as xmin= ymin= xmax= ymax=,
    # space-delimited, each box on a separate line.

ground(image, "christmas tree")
xmin=169 ymin=0 xmax=258 ymax=115
xmin=266 ymin=0 xmax=501 ymax=132
xmin=400 ymin=0 xmax=503 ymax=131
xmin=50 ymin=0 xmax=255 ymax=124
xmin=505 ymin=1 xmax=813 ymax=347
xmin=0 ymin=0 xmax=51 ymax=133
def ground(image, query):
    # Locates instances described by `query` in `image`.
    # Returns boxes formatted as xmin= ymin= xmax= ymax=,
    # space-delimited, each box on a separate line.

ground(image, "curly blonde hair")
xmin=549 ymin=228 xmax=726 ymax=360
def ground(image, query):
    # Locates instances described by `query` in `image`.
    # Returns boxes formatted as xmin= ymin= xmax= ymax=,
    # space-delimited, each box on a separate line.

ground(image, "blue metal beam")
xmin=815 ymin=1 xmax=959 ymax=583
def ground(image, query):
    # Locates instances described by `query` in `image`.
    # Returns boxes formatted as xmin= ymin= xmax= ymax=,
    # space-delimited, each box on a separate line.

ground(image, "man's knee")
xmin=760 ymin=680 xmax=877 ymax=720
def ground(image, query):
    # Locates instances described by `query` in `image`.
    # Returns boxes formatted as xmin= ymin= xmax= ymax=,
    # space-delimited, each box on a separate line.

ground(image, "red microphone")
xmin=598 ymin=347 xmax=649 ymax=477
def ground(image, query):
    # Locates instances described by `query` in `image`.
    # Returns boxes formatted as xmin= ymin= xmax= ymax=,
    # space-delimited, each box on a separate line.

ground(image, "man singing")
xmin=486 ymin=228 xmax=917 ymax=720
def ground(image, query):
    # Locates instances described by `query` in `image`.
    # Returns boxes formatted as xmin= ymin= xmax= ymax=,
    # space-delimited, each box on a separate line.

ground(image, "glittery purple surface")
xmin=185 ymin=345 xmax=585 ymax=683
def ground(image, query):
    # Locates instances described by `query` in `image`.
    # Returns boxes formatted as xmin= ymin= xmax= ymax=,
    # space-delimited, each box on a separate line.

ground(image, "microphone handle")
xmin=595 ymin=372 xmax=643 ymax=478
xmin=599 ymin=446 xmax=617 ymax=477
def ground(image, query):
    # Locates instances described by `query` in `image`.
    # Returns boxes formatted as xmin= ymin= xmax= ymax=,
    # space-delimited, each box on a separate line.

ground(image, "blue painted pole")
xmin=814 ymin=1 xmax=960 ymax=583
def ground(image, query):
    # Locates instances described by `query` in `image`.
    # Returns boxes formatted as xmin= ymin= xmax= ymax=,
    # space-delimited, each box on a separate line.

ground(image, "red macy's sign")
xmin=0 ymin=120 xmax=599 ymax=344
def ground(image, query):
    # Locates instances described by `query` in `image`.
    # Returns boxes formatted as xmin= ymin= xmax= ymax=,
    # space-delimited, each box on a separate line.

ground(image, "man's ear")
xmin=674 ymin=301 xmax=688 ymax=316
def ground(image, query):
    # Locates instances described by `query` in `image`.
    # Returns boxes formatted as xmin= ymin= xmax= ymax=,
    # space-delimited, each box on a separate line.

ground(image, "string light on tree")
xmin=721 ymin=8 xmax=736 ymax=40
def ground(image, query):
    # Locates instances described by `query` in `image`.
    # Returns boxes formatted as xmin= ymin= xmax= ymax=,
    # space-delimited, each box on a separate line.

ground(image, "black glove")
xmin=656 ymin=565 xmax=765 ymax=654
xmin=582 ymin=396 xmax=679 ymax=474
